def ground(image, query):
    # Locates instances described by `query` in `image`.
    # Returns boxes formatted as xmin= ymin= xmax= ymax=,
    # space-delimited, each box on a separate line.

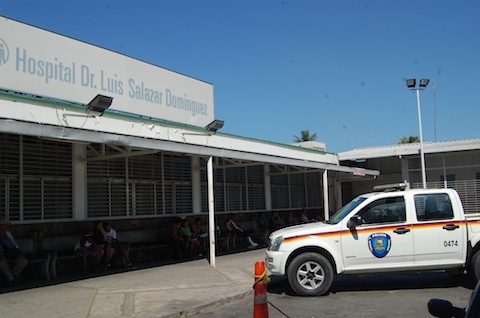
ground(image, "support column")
xmin=73 ymin=144 xmax=87 ymax=220
xmin=191 ymin=156 xmax=202 ymax=214
xmin=323 ymin=170 xmax=329 ymax=220
xmin=264 ymin=164 xmax=272 ymax=211
xmin=400 ymin=156 xmax=409 ymax=184
xmin=207 ymin=157 xmax=216 ymax=267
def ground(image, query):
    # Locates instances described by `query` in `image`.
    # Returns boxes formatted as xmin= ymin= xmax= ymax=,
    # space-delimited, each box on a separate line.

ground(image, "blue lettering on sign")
xmin=81 ymin=64 xmax=95 ymax=88
xmin=165 ymin=88 xmax=208 ymax=117
xmin=100 ymin=70 xmax=123 ymax=95
xmin=128 ymin=78 xmax=163 ymax=104
xmin=368 ymin=233 xmax=391 ymax=258
xmin=16 ymin=48 xmax=76 ymax=84
xmin=0 ymin=38 xmax=10 ymax=65
xmin=5 ymin=45 xmax=208 ymax=121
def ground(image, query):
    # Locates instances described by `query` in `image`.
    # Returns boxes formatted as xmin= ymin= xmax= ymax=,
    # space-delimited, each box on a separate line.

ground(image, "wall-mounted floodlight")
xmin=86 ymin=94 xmax=113 ymax=113
xmin=205 ymin=119 xmax=224 ymax=133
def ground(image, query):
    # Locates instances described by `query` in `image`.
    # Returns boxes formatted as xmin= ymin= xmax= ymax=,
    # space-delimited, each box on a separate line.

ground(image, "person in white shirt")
xmin=102 ymin=222 xmax=132 ymax=268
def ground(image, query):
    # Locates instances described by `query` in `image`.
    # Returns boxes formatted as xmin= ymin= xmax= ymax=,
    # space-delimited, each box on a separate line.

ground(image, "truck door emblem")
xmin=368 ymin=233 xmax=391 ymax=258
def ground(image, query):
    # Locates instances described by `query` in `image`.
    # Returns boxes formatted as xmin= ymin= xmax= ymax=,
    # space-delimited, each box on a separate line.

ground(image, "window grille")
xmin=0 ymin=134 xmax=21 ymax=220
xmin=306 ymin=172 xmax=322 ymax=207
xmin=247 ymin=165 xmax=265 ymax=210
xmin=87 ymin=146 xmax=127 ymax=218
xmin=290 ymin=173 xmax=307 ymax=208
xmin=87 ymin=150 xmax=193 ymax=217
xmin=128 ymin=155 xmax=163 ymax=216
xmin=163 ymin=155 xmax=192 ymax=214
xmin=213 ymin=168 xmax=225 ymax=212
xmin=200 ymin=161 xmax=225 ymax=212
xmin=270 ymin=166 xmax=323 ymax=210
xmin=271 ymin=173 xmax=289 ymax=209
xmin=0 ymin=134 xmax=72 ymax=221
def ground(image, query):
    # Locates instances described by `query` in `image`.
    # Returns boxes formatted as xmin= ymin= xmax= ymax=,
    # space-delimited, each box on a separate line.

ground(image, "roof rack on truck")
xmin=372 ymin=182 xmax=410 ymax=192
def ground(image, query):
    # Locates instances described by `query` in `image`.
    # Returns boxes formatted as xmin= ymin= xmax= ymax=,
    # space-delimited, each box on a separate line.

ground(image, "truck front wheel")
xmin=471 ymin=250 xmax=480 ymax=280
xmin=287 ymin=252 xmax=334 ymax=296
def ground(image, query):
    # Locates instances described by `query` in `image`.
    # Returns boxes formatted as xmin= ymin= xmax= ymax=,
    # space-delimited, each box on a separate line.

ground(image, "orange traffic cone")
xmin=253 ymin=261 xmax=269 ymax=318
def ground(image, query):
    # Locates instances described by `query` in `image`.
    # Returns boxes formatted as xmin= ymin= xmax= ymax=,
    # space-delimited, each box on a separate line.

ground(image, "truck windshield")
xmin=327 ymin=196 xmax=367 ymax=224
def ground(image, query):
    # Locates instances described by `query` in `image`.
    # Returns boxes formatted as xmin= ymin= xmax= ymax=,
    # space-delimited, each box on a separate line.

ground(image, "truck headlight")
xmin=269 ymin=236 xmax=284 ymax=251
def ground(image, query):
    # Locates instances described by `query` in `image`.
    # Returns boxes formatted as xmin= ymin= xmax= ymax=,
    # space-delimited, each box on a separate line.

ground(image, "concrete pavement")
xmin=0 ymin=249 xmax=266 ymax=318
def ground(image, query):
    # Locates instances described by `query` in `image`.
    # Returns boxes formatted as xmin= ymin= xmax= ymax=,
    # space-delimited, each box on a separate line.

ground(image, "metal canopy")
xmin=0 ymin=119 xmax=379 ymax=177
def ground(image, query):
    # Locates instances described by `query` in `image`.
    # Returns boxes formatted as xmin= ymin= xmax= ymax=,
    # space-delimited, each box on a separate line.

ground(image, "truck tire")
xmin=471 ymin=250 xmax=480 ymax=281
xmin=287 ymin=252 xmax=334 ymax=296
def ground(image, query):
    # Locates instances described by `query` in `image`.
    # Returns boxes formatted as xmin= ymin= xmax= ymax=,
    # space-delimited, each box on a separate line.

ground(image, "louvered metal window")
xmin=163 ymin=155 xmax=192 ymax=214
xmin=225 ymin=166 xmax=245 ymax=211
xmin=306 ymin=172 xmax=322 ymax=207
xmin=271 ymin=173 xmax=289 ymax=209
xmin=87 ymin=149 xmax=192 ymax=217
xmin=200 ymin=163 xmax=225 ymax=212
xmin=200 ymin=161 xmax=265 ymax=213
xmin=0 ymin=134 xmax=72 ymax=221
xmin=128 ymin=154 xmax=163 ymax=216
xmin=290 ymin=173 xmax=307 ymax=208
xmin=87 ymin=145 xmax=127 ymax=218
xmin=247 ymin=165 xmax=265 ymax=211
xmin=0 ymin=134 xmax=20 ymax=220
xmin=271 ymin=166 xmax=323 ymax=210
xmin=451 ymin=180 xmax=480 ymax=214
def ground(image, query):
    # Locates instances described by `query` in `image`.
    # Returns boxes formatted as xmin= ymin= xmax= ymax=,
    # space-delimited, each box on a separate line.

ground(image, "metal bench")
xmin=41 ymin=234 xmax=82 ymax=279
xmin=15 ymin=236 xmax=51 ymax=280
xmin=119 ymin=228 xmax=173 ymax=263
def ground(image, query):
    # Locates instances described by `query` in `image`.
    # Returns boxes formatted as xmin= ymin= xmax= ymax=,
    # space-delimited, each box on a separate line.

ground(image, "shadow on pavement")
xmin=0 ymin=256 xmax=194 ymax=295
xmin=267 ymin=271 xmax=476 ymax=297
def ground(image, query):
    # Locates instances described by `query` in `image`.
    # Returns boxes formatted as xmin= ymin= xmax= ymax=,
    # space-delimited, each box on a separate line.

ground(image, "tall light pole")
xmin=406 ymin=78 xmax=429 ymax=189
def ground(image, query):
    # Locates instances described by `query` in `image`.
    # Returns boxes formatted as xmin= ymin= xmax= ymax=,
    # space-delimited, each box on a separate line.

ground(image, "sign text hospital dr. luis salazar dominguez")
xmin=0 ymin=16 xmax=214 ymax=128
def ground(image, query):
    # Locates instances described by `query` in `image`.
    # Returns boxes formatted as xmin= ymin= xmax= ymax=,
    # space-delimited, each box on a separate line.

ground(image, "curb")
xmin=158 ymin=290 xmax=253 ymax=318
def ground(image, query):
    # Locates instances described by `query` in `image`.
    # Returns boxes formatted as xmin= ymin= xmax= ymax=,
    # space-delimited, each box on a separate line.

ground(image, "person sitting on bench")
xmin=225 ymin=213 xmax=258 ymax=249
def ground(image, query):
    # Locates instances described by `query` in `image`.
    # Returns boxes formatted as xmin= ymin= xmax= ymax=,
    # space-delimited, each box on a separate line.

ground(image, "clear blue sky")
xmin=2 ymin=0 xmax=479 ymax=153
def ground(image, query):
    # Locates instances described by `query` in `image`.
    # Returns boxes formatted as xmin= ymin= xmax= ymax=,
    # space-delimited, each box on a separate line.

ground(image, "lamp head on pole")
xmin=419 ymin=79 xmax=430 ymax=88
xmin=406 ymin=79 xmax=416 ymax=89
xmin=406 ymin=78 xmax=430 ymax=90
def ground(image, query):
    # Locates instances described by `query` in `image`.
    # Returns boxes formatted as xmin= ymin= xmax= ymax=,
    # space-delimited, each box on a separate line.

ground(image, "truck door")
xmin=413 ymin=193 xmax=466 ymax=266
xmin=341 ymin=195 xmax=414 ymax=272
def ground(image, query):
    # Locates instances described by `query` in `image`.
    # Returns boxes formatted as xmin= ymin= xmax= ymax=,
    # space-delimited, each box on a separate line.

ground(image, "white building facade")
xmin=0 ymin=17 xmax=378 ymax=225
xmin=339 ymin=139 xmax=480 ymax=214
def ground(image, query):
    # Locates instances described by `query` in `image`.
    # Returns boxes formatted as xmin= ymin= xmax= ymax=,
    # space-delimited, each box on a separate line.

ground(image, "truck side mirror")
xmin=428 ymin=299 xmax=465 ymax=318
xmin=347 ymin=215 xmax=362 ymax=229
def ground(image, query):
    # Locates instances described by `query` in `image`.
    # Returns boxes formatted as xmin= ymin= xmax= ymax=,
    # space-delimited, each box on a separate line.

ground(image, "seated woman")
xmin=179 ymin=219 xmax=200 ymax=257
xmin=74 ymin=231 xmax=104 ymax=274
xmin=190 ymin=218 xmax=207 ymax=255
xmin=269 ymin=211 xmax=284 ymax=231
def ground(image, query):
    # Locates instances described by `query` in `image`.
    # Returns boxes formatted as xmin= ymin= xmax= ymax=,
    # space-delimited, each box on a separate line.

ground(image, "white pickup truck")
xmin=266 ymin=185 xmax=480 ymax=296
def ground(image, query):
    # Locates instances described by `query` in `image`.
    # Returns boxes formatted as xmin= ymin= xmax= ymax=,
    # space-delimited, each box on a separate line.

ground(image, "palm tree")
xmin=293 ymin=130 xmax=317 ymax=143
xmin=397 ymin=136 xmax=420 ymax=144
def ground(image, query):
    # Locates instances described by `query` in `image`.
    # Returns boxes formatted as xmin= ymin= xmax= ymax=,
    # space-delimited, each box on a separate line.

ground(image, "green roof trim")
xmin=0 ymin=90 xmax=336 ymax=155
